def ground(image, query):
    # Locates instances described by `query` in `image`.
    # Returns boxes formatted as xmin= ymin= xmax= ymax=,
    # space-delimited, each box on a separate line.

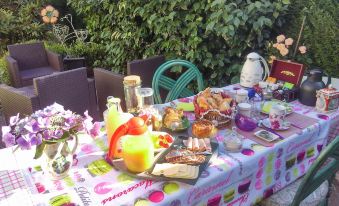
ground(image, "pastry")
xmin=192 ymin=119 xmax=215 ymax=138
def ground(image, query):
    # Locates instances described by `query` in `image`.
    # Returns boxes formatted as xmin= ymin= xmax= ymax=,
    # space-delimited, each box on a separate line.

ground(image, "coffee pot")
xmin=299 ymin=67 xmax=331 ymax=106
xmin=240 ymin=52 xmax=270 ymax=88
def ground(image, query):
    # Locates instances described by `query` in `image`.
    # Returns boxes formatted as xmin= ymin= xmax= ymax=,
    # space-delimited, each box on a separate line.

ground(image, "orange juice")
xmin=122 ymin=134 xmax=154 ymax=173
xmin=104 ymin=97 xmax=131 ymax=146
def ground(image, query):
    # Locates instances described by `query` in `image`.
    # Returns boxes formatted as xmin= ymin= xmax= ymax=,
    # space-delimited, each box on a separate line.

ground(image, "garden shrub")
xmin=0 ymin=52 xmax=11 ymax=85
xmin=46 ymin=41 xmax=107 ymax=68
xmin=0 ymin=0 xmax=50 ymax=55
xmin=68 ymin=0 xmax=290 ymax=86
xmin=282 ymin=0 xmax=338 ymax=77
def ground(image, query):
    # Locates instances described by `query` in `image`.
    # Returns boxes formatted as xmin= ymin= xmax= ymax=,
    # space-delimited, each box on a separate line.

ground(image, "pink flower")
xmin=276 ymin=43 xmax=286 ymax=51
xmin=276 ymin=35 xmax=286 ymax=43
xmin=299 ymin=46 xmax=307 ymax=54
xmin=284 ymin=38 xmax=293 ymax=46
xmin=273 ymin=43 xmax=278 ymax=48
xmin=279 ymin=48 xmax=289 ymax=56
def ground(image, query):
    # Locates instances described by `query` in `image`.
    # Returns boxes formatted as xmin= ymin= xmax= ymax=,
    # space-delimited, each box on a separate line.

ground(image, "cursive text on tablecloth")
xmin=187 ymin=171 xmax=233 ymax=205
xmin=101 ymin=180 xmax=153 ymax=205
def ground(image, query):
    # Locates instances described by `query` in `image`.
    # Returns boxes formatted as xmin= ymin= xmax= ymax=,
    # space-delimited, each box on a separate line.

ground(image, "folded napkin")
xmin=176 ymin=102 xmax=195 ymax=111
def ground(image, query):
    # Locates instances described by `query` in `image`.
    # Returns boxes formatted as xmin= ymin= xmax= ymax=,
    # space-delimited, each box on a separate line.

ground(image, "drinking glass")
xmin=139 ymin=88 xmax=154 ymax=108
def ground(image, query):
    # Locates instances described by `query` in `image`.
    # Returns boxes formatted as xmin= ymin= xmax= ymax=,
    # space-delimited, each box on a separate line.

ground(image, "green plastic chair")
xmin=291 ymin=136 xmax=339 ymax=206
xmin=152 ymin=59 xmax=204 ymax=104
xmin=262 ymin=136 xmax=339 ymax=206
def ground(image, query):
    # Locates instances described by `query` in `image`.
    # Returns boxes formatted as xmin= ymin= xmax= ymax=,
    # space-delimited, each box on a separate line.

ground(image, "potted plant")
xmin=1 ymin=103 xmax=100 ymax=179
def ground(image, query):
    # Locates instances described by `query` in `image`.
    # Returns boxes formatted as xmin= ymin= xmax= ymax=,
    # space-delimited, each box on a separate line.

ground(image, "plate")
xmin=150 ymin=131 xmax=175 ymax=153
xmin=109 ymin=136 xmax=218 ymax=185
xmin=262 ymin=118 xmax=291 ymax=130
xmin=261 ymin=100 xmax=293 ymax=115
xmin=162 ymin=116 xmax=190 ymax=132
xmin=254 ymin=130 xmax=280 ymax=142
xmin=147 ymin=136 xmax=219 ymax=185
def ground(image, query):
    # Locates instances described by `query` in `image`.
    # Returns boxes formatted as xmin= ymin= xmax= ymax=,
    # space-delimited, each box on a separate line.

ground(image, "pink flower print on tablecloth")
xmin=270 ymin=119 xmax=280 ymax=130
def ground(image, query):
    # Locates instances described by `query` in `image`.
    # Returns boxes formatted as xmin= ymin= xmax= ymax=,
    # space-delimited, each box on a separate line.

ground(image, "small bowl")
xmin=235 ymin=113 xmax=257 ymax=132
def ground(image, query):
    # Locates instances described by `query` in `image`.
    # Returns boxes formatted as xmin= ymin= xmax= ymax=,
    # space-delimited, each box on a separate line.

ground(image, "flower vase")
xmin=41 ymin=136 xmax=78 ymax=180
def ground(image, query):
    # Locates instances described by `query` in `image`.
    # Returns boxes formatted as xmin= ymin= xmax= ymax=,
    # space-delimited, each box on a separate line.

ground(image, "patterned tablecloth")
xmin=0 ymin=85 xmax=338 ymax=206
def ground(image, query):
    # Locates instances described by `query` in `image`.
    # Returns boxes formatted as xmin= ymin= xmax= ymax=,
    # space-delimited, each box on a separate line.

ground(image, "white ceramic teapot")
xmin=240 ymin=52 xmax=270 ymax=88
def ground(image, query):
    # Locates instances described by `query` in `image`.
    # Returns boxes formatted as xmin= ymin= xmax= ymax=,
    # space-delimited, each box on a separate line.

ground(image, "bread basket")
xmin=193 ymin=91 xmax=234 ymax=128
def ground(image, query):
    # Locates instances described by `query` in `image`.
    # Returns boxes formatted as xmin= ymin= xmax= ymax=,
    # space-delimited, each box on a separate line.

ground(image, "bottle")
xmin=123 ymin=75 xmax=142 ymax=115
xmin=104 ymin=97 xmax=132 ymax=146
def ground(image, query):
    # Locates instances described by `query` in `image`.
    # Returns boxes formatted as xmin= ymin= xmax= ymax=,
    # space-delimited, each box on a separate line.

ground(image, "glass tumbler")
xmin=139 ymin=88 xmax=154 ymax=108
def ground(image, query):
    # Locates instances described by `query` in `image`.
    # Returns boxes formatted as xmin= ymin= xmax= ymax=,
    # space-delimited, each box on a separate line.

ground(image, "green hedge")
xmin=282 ymin=0 xmax=338 ymax=77
xmin=68 ymin=0 xmax=290 ymax=86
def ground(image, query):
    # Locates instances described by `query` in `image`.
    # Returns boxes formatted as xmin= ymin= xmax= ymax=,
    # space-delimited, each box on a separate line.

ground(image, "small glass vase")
xmin=41 ymin=136 xmax=78 ymax=180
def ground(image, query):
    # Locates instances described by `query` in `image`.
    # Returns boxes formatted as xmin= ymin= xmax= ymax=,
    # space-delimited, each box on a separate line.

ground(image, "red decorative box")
xmin=270 ymin=60 xmax=305 ymax=86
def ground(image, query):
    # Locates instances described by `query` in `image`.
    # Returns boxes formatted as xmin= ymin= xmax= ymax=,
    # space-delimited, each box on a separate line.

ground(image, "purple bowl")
xmin=235 ymin=113 xmax=257 ymax=131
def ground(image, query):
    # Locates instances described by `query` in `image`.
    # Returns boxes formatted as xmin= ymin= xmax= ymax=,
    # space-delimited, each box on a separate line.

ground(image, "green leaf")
xmin=34 ymin=142 xmax=45 ymax=159
xmin=282 ymin=0 xmax=290 ymax=4
xmin=234 ymin=18 xmax=240 ymax=27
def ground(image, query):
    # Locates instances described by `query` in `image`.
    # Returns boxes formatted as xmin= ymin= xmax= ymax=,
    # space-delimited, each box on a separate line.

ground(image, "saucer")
xmin=262 ymin=118 xmax=291 ymax=130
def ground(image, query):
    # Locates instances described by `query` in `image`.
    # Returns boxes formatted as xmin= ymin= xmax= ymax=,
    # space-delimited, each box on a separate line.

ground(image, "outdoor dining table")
xmin=0 ymin=84 xmax=338 ymax=206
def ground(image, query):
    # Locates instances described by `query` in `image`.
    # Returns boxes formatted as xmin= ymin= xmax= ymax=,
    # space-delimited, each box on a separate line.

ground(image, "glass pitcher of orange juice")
xmin=122 ymin=132 xmax=154 ymax=173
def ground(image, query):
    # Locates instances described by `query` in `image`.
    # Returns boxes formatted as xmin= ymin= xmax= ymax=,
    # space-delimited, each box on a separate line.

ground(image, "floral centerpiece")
xmin=2 ymin=103 xmax=100 ymax=179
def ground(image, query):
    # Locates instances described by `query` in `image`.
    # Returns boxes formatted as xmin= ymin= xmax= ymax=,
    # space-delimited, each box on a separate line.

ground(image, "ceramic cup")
xmin=236 ymin=90 xmax=249 ymax=103
xmin=269 ymin=104 xmax=286 ymax=130
xmin=238 ymin=103 xmax=252 ymax=117
xmin=259 ymin=81 xmax=268 ymax=89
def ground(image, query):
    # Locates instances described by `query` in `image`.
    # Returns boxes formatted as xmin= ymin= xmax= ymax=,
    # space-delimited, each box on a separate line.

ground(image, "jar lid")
xmin=123 ymin=75 xmax=141 ymax=86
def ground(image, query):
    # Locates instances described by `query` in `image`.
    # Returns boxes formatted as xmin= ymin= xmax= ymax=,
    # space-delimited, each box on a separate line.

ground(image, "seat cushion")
xmin=19 ymin=67 xmax=55 ymax=86
xmin=261 ymin=178 xmax=329 ymax=206
xmin=20 ymin=67 xmax=55 ymax=80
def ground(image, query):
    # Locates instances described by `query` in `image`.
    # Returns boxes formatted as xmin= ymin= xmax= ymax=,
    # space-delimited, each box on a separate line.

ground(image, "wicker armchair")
xmin=93 ymin=68 xmax=126 ymax=120
xmin=6 ymin=42 xmax=64 ymax=88
xmin=0 ymin=67 xmax=99 ymax=124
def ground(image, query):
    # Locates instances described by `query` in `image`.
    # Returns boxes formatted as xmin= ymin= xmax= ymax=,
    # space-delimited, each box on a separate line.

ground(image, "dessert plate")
xmin=262 ymin=118 xmax=291 ymax=131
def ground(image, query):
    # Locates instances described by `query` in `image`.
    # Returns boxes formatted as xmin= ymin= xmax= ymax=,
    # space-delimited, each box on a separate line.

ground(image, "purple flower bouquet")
xmin=1 ymin=103 xmax=100 ymax=179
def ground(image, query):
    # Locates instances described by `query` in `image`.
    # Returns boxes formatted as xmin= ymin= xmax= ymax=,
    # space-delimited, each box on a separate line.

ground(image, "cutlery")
xmin=258 ymin=120 xmax=285 ymax=140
